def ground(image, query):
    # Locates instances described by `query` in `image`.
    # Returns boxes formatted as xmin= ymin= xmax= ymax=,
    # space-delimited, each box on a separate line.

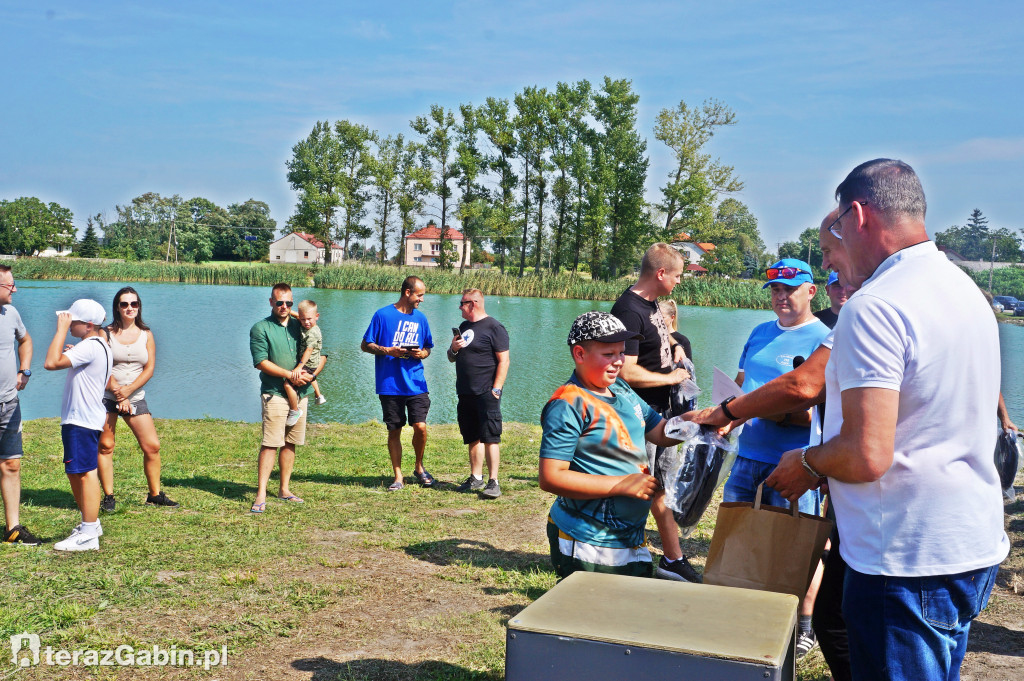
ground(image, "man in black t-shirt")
xmin=448 ymin=289 xmax=510 ymax=499
xmin=611 ymin=242 xmax=701 ymax=583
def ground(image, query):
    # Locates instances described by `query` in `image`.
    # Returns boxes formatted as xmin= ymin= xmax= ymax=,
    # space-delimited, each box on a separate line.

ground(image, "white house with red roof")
xmin=668 ymin=232 xmax=714 ymax=275
xmin=404 ymin=224 xmax=471 ymax=268
xmin=269 ymin=232 xmax=344 ymax=264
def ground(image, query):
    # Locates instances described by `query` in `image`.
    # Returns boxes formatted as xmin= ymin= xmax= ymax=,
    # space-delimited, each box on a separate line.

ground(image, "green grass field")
xmin=0 ymin=418 xmax=944 ymax=680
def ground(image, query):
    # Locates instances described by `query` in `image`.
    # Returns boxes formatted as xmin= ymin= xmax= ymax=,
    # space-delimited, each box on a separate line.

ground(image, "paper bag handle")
xmin=754 ymin=483 xmax=800 ymax=517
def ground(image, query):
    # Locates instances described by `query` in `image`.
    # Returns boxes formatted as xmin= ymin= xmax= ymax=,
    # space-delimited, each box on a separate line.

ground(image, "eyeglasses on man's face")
xmin=458 ymin=300 xmax=475 ymax=308
xmin=0 ymin=281 xmax=15 ymax=292
xmin=828 ymin=201 xmax=869 ymax=240
xmin=274 ymin=300 xmax=294 ymax=308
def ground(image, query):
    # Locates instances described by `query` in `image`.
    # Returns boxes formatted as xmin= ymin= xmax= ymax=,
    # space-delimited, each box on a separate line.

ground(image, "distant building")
xmin=36 ymin=243 xmax=73 ymax=258
xmin=34 ymin=230 xmax=76 ymax=257
xmin=269 ymin=232 xmax=343 ymax=264
xmin=668 ymin=232 xmax=715 ymax=270
xmin=404 ymin=225 xmax=471 ymax=268
xmin=937 ymin=245 xmax=966 ymax=262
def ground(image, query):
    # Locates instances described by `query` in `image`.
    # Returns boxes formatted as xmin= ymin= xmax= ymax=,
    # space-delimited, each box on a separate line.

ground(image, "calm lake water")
xmin=11 ymin=280 xmax=1024 ymax=425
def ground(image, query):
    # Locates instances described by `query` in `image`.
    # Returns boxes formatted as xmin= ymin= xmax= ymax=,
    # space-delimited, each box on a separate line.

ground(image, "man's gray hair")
xmin=835 ymin=158 xmax=926 ymax=221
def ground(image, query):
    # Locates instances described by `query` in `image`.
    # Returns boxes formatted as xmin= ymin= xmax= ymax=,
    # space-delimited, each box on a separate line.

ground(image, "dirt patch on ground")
xmin=219 ymin=522 xmax=546 ymax=680
xmin=960 ymin=495 xmax=1024 ymax=681
xmin=210 ymin=498 xmax=1024 ymax=681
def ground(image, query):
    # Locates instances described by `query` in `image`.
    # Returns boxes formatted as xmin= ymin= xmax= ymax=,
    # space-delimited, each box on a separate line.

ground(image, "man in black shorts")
xmin=361 ymin=277 xmax=435 ymax=491
xmin=448 ymin=289 xmax=510 ymax=499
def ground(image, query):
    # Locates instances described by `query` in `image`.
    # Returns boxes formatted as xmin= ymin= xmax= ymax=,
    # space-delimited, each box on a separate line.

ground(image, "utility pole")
xmin=989 ymin=236 xmax=996 ymax=295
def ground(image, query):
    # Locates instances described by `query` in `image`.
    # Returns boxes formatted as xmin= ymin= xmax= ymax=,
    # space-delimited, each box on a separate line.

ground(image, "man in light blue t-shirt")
xmin=722 ymin=258 xmax=829 ymax=513
xmin=361 ymin=276 xmax=435 ymax=492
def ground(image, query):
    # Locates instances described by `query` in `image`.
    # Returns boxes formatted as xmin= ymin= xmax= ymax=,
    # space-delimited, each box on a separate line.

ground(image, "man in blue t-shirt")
xmin=723 ymin=258 xmax=829 ymax=513
xmin=361 ymin=276 xmax=435 ymax=491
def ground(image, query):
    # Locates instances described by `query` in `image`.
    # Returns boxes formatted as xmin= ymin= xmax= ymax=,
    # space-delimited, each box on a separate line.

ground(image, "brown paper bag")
xmin=704 ymin=484 xmax=833 ymax=598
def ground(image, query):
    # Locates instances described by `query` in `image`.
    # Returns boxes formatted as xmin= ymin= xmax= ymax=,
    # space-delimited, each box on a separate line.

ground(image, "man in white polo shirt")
xmin=767 ymin=159 xmax=1008 ymax=681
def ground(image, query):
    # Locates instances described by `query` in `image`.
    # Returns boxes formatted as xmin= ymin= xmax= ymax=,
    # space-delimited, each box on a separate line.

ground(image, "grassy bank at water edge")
xmin=12 ymin=258 xmax=832 ymax=310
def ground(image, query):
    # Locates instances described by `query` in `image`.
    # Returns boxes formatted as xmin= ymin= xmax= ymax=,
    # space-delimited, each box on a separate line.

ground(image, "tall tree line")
xmin=99 ymin=193 xmax=276 ymax=262
xmin=285 ymin=78 xmax=754 ymax=278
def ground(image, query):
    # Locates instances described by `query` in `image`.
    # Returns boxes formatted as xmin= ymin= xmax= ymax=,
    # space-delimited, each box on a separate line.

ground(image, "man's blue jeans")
xmin=723 ymin=456 xmax=820 ymax=514
xmin=842 ymin=563 xmax=999 ymax=681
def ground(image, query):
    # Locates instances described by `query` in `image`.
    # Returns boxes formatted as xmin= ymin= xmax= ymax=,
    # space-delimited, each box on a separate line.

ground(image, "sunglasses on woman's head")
xmin=119 ymin=300 xmax=140 ymax=309
xmin=766 ymin=267 xmax=809 ymax=280
xmin=275 ymin=300 xmax=294 ymax=308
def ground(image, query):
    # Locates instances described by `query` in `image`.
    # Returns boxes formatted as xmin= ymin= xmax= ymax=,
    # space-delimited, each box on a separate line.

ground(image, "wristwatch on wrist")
xmin=17 ymin=369 xmax=31 ymax=377
xmin=491 ymin=388 xmax=502 ymax=397
xmin=801 ymin=445 xmax=822 ymax=478
xmin=719 ymin=396 xmax=738 ymax=421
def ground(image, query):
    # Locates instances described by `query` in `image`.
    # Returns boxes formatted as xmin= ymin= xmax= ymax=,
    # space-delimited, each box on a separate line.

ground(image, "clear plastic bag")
xmin=669 ymin=357 xmax=700 ymax=415
xmin=655 ymin=416 xmax=741 ymax=537
xmin=995 ymin=425 xmax=1022 ymax=501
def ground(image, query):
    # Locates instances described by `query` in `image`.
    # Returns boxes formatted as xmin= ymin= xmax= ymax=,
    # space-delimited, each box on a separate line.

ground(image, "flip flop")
xmin=277 ymin=495 xmax=304 ymax=503
xmin=250 ymin=502 xmax=266 ymax=514
xmin=414 ymin=470 xmax=435 ymax=487
xmin=387 ymin=481 xmax=404 ymax=492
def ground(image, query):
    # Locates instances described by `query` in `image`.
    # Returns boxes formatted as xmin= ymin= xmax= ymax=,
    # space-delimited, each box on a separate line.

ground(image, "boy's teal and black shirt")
xmin=540 ymin=374 xmax=662 ymax=548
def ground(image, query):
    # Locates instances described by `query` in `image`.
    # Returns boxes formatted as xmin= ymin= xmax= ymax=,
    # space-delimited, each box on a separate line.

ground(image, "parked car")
xmin=993 ymin=303 xmax=1005 ymax=313
xmin=1015 ymin=302 xmax=1024 ymax=317
xmin=993 ymin=296 xmax=1019 ymax=313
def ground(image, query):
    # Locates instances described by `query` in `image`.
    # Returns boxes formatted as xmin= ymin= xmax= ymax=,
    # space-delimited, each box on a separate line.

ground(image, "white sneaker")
xmin=285 ymin=409 xmax=303 ymax=426
xmin=316 ymin=395 xmax=327 ymax=405
xmin=54 ymin=525 xmax=100 ymax=552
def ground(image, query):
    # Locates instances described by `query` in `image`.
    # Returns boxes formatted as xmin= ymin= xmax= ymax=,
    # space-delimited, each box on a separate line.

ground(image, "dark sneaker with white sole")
xmin=795 ymin=631 xmax=818 ymax=659
xmin=100 ymin=494 xmax=116 ymax=513
xmin=3 ymin=525 xmax=42 ymax=546
xmin=456 ymin=476 xmax=485 ymax=493
xmin=480 ymin=479 xmax=502 ymax=499
xmin=146 ymin=491 xmax=179 ymax=507
xmin=656 ymin=555 xmax=702 ymax=583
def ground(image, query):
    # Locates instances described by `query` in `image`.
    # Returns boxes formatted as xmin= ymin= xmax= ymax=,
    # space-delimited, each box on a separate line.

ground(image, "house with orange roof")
xmin=269 ymin=232 xmax=344 ymax=264
xmin=668 ymin=233 xmax=714 ymax=274
xmin=404 ymin=224 xmax=471 ymax=268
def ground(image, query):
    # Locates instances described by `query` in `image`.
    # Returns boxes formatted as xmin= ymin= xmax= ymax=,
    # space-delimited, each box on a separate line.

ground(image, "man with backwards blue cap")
xmin=813 ymin=271 xmax=848 ymax=330
xmin=720 ymin=258 xmax=829 ymax=513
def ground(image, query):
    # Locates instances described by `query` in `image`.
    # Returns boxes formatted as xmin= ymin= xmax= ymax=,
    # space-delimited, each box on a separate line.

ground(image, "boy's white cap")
xmin=56 ymin=299 xmax=106 ymax=325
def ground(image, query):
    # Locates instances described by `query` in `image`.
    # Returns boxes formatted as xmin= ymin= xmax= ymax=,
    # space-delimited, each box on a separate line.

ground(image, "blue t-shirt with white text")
xmin=362 ymin=304 xmax=434 ymax=396
xmin=736 ymin=318 xmax=829 ymax=465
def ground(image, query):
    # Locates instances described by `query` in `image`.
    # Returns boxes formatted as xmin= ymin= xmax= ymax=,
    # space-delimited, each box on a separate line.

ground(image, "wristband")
xmin=720 ymin=396 xmax=739 ymax=421
xmin=801 ymin=445 xmax=823 ymax=478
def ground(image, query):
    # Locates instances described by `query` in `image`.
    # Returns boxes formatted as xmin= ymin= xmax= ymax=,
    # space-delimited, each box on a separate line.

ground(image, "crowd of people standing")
xmin=0 ymin=157 xmax=1015 ymax=681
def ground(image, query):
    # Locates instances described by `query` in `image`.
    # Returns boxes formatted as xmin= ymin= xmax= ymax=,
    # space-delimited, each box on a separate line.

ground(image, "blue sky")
xmin=2 ymin=1 xmax=1022 ymax=250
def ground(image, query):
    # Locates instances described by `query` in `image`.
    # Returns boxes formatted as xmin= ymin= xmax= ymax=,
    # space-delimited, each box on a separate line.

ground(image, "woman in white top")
xmin=97 ymin=287 xmax=178 ymax=510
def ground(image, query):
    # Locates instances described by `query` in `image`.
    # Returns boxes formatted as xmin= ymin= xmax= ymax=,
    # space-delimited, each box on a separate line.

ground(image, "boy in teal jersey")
xmin=539 ymin=311 xmax=684 ymax=579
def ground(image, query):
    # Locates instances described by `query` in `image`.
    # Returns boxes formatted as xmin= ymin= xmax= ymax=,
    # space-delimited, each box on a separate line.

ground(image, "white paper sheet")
xmin=711 ymin=366 xmax=744 ymax=405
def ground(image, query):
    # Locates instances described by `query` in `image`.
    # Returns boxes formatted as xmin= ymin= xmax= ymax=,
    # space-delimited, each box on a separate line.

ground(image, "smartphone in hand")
xmin=452 ymin=327 xmax=461 ymax=338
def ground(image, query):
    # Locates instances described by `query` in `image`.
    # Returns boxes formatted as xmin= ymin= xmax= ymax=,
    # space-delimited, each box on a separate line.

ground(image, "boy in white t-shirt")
xmin=43 ymin=299 xmax=112 ymax=551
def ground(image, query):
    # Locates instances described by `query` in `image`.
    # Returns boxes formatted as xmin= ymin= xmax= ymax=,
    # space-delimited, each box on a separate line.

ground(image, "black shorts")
xmin=102 ymin=397 xmax=152 ymax=417
xmin=457 ymin=391 xmax=503 ymax=444
xmin=379 ymin=393 xmax=430 ymax=430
